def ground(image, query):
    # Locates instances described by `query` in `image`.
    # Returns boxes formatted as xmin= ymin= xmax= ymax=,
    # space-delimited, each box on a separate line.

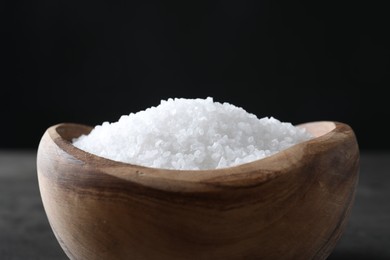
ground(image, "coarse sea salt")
xmin=73 ymin=97 xmax=312 ymax=170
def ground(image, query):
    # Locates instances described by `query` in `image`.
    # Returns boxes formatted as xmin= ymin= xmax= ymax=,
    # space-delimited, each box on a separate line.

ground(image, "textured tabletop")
xmin=1 ymin=150 xmax=389 ymax=259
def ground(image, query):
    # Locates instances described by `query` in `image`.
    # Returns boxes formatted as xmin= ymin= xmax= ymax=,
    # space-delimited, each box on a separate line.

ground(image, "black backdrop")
xmin=3 ymin=1 xmax=389 ymax=150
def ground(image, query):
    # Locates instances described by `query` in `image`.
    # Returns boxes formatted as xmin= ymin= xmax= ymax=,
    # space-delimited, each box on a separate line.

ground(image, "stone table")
xmin=1 ymin=150 xmax=389 ymax=259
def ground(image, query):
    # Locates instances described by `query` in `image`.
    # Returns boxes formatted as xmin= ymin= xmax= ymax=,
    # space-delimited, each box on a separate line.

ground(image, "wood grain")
xmin=37 ymin=121 xmax=359 ymax=260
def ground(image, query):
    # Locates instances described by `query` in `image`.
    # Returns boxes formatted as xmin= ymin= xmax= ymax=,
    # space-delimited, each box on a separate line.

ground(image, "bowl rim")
xmin=42 ymin=121 xmax=346 ymax=189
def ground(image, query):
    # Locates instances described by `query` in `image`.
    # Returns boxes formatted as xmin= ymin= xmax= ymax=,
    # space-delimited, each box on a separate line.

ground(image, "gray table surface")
xmin=1 ymin=150 xmax=389 ymax=259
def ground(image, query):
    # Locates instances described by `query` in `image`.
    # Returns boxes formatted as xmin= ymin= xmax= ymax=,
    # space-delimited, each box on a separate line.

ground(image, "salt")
xmin=73 ymin=97 xmax=312 ymax=170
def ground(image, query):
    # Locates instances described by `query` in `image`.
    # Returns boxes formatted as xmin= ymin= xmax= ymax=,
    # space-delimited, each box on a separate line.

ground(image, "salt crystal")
xmin=73 ymin=97 xmax=312 ymax=170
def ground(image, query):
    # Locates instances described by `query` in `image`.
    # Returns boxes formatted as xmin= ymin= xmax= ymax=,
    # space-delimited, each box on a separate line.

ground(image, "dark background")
xmin=3 ymin=1 xmax=389 ymax=150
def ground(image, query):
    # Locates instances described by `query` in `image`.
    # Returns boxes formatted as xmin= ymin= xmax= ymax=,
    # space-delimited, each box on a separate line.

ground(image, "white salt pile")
xmin=73 ymin=97 xmax=312 ymax=170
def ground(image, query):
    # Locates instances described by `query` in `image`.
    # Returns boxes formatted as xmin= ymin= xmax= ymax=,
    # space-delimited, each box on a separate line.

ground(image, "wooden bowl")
xmin=37 ymin=121 xmax=359 ymax=260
